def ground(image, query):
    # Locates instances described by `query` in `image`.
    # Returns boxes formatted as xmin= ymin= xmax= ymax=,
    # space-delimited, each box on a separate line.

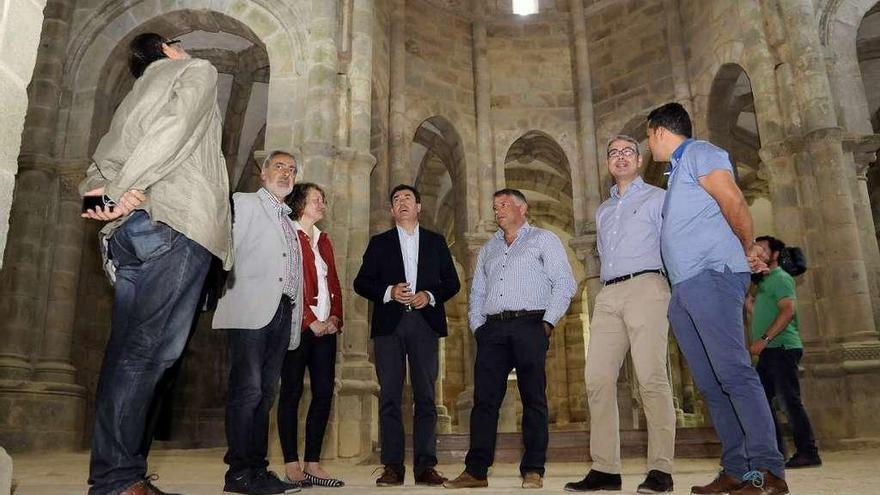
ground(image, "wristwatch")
xmin=760 ymin=334 xmax=771 ymax=342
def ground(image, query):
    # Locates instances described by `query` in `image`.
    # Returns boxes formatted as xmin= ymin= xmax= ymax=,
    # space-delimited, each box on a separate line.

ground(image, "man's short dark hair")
xmin=493 ymin=188 xmax=528 ymax=205
xmin=390 ymin=184 xmax=421 ymax=204
xmin=289 ymin=182 xmax=325 ymax=220
xmin=647 ymin=102 xmax=693 ymax=138
xmin=129 ymin=33 xmax=168 ymax=78
xmin=756 ymin=235 xmax=786 ymax=256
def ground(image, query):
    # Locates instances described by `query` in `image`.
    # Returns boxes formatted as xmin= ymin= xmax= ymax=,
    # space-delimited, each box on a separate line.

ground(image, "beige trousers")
xmin=585 ymin=272 xmax=675 ymax=474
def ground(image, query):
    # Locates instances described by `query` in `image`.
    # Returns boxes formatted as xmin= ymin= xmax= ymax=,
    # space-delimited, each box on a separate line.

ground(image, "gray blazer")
xmin=212 ymin=191 xmax=303 ymax=350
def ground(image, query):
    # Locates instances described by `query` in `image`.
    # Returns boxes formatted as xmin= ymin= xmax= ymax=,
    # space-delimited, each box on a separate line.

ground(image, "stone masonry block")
xmin=0 ymin=0 xmax=45 ymax=84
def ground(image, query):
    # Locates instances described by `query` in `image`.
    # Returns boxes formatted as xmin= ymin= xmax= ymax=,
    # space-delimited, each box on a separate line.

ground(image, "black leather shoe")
xmin=637 ymin=470 xmax=673 ymax=493
xmin=564 ymin=470 xmax=622 ymax=492
xmin=785 ymin=453 xmax=822 ymax=469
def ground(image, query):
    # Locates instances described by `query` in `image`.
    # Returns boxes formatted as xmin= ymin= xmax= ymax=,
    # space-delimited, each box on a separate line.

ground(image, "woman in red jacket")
xmin=279 ymin=182 xmax=344 ymax=487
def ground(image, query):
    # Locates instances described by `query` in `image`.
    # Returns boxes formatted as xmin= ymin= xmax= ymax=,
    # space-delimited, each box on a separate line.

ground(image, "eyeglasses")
xmin=164 ymin=39 xmax=181 ymax=45
xmin=607 ymin=147 xmax=638 ymax=159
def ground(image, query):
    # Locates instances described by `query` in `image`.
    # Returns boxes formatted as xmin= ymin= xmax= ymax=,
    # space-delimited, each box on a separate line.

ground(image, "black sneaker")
xmin=785 ymin=453 xmax=822 ymax=469
xmin=248 ymin=470 xmax=301 ymax=495
xmin=637 ymin=470 xmax=673 ymax=494
xmin=223 ymin=471 xmax=251 ymax=495
xmin=564 ymin=470 xmax=622 ymax=492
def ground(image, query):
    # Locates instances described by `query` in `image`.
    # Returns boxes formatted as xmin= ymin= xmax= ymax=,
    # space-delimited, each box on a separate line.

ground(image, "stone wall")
xmin=0 ymin=0 xmax=47 ymax=266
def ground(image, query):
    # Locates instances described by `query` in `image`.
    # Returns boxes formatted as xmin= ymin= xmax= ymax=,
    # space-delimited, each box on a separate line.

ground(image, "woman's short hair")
xmin=129 ymin=33 xmax=168 ymax=78
xmin=289 ymin=182 xmax=325 ymax=220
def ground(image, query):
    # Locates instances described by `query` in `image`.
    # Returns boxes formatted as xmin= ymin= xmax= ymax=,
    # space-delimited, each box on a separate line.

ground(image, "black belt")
xmin=603 ymin=269 xmax=664 ymax=286
xmin=486 ymin=309 xmax=545 ymax=321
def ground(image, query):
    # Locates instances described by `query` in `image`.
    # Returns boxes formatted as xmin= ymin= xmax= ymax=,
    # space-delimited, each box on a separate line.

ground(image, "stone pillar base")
xmin=0 ymin=380 xmax=85 ymax=452
xmin=336 ymin=378 xmax=378 ymax=459
xmin=455 ymin=388 xmax=473 ymax=434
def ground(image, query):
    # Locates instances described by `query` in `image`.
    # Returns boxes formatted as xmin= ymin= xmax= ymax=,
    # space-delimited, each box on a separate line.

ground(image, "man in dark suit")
xmin=354 ymin=184 xmax=461 ymax=488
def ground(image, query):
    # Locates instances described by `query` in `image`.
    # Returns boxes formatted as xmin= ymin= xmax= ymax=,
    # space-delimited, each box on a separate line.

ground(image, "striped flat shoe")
xmin=304 ymin=472 xmax=345 ymax=488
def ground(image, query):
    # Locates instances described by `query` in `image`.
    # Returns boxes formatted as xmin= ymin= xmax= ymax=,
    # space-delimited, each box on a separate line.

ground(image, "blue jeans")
xmin=224 ymin=298 xmax=291 ymax=480
xmin=668 ymin=269 xmax=785 ymax=480
xmin=88 ymin=211 xmax=212 ymax=495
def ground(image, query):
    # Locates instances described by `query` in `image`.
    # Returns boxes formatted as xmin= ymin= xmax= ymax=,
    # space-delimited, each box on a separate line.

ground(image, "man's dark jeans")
xmin=88 ymin=211 xmax=212 ymax=495
xmin=756 ymin=347 xmax=819 ymax=459
xmin=224 ymin=297 xmax=292 ymax=480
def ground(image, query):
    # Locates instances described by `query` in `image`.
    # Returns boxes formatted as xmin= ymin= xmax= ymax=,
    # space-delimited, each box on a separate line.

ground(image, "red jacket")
xmin=297 ymin=229 xmax=344 ymax=332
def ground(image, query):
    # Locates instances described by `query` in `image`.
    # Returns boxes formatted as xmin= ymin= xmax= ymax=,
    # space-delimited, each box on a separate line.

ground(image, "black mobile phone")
xmin=82 ymin=195 xmax=113 ymax=213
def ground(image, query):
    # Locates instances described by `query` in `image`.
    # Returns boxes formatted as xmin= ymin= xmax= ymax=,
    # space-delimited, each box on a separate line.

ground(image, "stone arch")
xmin=57 ymin=0 xmax=307 ymax=162
xmin=707 ymin=63 xmax=767 ymax=203
xmin=411 ymin=115 xmax=470 ymax=244
xmin=406 ymin=102 xmax=478 ymax=230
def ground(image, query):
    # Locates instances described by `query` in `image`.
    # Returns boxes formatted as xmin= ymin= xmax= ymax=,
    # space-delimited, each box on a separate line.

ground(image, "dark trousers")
xmin=374 ymin=312 xmax=440 ymax=477
xmin=667 ymin=269 xmax=784 ymax=480
xmin=88 ymin=211 xmax=212 ymax=495
xmin=465 ymin=314 xmax=549 ymax=479
xmin=278 ymin=330 xmax=338 ymax=462
xmin=224 ymin=298 xmax=292 ymax=480
xmin=756 ymin=347 xmax=818 ymax=459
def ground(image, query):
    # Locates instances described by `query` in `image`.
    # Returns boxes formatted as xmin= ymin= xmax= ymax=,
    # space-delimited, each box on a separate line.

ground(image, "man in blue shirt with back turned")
xmin=647 ymin=103 xmax=787 ymax=495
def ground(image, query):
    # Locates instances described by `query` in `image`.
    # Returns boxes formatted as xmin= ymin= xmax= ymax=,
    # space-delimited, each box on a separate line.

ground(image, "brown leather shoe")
xmin=443 ymin=471 xmax=488 ymax=489
xmin=729 ymin=470 xmax=789 ymax=495
xmin=415 ymin=467 xmax=448 ymax=486
xmin=376 ymin=465 xmax=404 ymax=487
xmin=522 ymin=472 xmax=543 ymax=489
xmin=118 ymin=481 xmax=151 ymax=495
xmin=691 ymin=471 xmax=745 ymax=494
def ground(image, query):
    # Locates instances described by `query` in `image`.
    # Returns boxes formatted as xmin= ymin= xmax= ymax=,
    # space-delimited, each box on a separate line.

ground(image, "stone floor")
xmin=9 ymin=447 xmax=880 ymax=494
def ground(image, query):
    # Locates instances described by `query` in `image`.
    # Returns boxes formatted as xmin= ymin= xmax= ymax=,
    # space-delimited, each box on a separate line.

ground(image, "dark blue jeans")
xmin=668 ymin=269 xmax=785 ymax=480
xmin=756 ymin=347 xmax=819 ymax=459
xmin=88 ymin=211 xmax=212 ymax=495
xmin=224 ymin=297 xmax=291 ymax=480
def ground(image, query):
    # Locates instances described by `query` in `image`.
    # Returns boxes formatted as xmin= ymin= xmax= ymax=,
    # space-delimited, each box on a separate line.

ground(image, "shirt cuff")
xmin=425 ymin=290 xmax=436 ymax=306
xmin=383 ymin=285 xmax=393 ymax=303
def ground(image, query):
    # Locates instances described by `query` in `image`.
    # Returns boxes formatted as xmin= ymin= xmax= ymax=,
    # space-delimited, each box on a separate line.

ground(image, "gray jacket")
xmin=79 ymin=57 xmax=233 ymax=269
xmin=212 ymin=192 xmax=303 ymax=350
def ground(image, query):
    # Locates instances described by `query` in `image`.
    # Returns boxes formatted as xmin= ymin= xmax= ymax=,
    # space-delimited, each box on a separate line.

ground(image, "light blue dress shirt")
xmin=468 ymin=222 xmax=577 ymax=331
xmin=660 ymin=139 xmax=750 ymax=285
xmin=596 ymin=176 xmax=665 ymax=282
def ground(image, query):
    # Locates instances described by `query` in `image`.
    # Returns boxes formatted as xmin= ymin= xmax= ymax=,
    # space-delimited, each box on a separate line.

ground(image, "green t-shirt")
xmin=750 ymin=267 xmax=802 ymax=349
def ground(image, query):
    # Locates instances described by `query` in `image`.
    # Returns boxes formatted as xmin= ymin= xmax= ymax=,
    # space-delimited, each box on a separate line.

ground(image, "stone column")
xmin=223 ymin=70 xmax=254 ymax=189
xmin=388 ymin=0 xmax=410 ymax=187
xmin=302 ymin=0 xmax=340 ymax=187
xmin=845 ymin=135 xmax=880 ymax=331
xmin=333 ymin=0 xmax=381 ymax=459
xmin=34 ymin=164 xmax=86 ymax=384
xmin=774 ymin=0 xmax=880 ymax=444
xmin=454 ymin=230 xmax=493 ymax=431
xmin=471 ymin=2 xmax=496 ymax=228
xmin=662 ymin=0 xmax=694 ymax=110
xmin=569 ymin=0 xmax=603 ymax=310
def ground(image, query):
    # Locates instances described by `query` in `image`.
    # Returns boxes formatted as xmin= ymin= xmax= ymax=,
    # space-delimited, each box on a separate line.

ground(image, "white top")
xmin=295 ymin=221 xmax=331 ymax=321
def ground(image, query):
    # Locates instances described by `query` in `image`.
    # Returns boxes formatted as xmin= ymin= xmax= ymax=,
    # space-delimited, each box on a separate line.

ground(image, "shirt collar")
xmin=258 ymin=187 xmax=292 ymax=216
xmin=664 ymin=138 xmax=694 ymax=175
xmin=396 ymin=223 xmax=419 ymax=239
xmin=495 ymin=221 xmax=531 ymax=240
xmin=294 ymin=221 xmax=322 ymax=241
xmin=610 ymin=176 xmax=645 ymax=199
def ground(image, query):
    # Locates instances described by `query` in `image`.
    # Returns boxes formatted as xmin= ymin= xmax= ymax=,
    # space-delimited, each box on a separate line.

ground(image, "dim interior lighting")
xmin=513 ymin=0 xmax=539 ymax=16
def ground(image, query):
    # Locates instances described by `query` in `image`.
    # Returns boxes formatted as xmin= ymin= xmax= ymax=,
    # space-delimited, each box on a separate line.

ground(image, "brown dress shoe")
xmin=376 ymin=465 xmax=404 ymax=487
xmin=118 ymin=481 xmax=151 ymax=495
xmin=691 ymin=471 xmax=745 ymax=494
xmin=443 ymin=471 xmax=488 ymax=489
xmin=729 ymin=470 xmax=789 ymax=495
xmin=522 ymin=472 xmax=543 ymax=489
xmin=415 ymin=468 xmax=448 ymax=486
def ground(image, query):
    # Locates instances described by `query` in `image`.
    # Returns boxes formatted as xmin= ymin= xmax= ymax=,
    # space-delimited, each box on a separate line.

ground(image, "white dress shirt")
xmin=295 ymin=221 xmax=331 ymax=321
xmin=383 ymin=224 xmax=434 ymax=305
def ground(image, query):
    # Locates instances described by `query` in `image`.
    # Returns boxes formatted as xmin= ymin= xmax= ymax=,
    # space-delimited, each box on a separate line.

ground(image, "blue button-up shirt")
xmin=596 ymin=176 xmax=665 ymax=282
xmin=468 ymin=222 xmax=577 ymax=331
xmin=660 ymin=139 xmax=750 ymax=285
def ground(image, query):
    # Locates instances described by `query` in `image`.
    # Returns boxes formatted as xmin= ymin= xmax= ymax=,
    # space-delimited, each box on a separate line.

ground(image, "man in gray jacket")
xmin=79 ymin=33 xmax=232 ymax=495
xmin=213 ymin=150 xmax=303 ymax=495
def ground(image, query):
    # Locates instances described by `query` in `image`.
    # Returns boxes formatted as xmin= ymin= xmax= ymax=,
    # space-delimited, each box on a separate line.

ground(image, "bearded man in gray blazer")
xmin=213 ymin=150 xmax=304 ymax=495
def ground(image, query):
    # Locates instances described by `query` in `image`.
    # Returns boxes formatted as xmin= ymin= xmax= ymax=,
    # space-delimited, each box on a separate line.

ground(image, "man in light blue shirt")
xmin=444 ymin=188 xmax=576 ymax=490
xmin=565 ymin=136 xmax=675 ymax=494
xmin=648 ymin=103 xmax=786 ymax=495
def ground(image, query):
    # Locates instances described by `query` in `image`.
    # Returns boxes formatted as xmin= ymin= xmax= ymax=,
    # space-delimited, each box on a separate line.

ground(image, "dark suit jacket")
xmin=353 ymin=226 xmax=460 ymax=338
